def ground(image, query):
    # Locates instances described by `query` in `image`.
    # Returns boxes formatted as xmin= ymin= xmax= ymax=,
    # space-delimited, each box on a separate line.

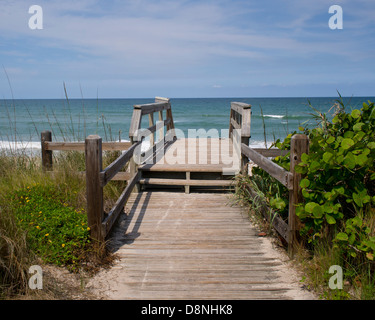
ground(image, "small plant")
xmin=9 ymin=183 xmax=92 ymax=272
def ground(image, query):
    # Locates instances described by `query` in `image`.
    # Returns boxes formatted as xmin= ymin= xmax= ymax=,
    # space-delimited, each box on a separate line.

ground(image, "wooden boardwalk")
xmin=93 ymin=191 xmax=300 ymax=300
xmin=45 ymin=97 xmax=313 ymax=299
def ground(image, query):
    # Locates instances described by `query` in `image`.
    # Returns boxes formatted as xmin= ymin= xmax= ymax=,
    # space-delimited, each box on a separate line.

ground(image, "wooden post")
xmin=185 ymin=172 xmax=190 ymax=194
xmin=240 ymin=106 xmax=251 ymax=174
xmin=85 ymin=135 xmax=104 ymax=244
xmin=288 ymin=134 xmax=309 ymax=258
xmin=41 ymin=131 xmax=52 ymax=171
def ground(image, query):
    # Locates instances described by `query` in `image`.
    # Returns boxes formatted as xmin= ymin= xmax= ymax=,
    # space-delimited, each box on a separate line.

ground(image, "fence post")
xmin=288 ymin=134 xmax=309 ymax=258
xmin=85 ymin=135 xmax=104 ymax=244
xmin=41 ymin=131 xmax=52 ymax=171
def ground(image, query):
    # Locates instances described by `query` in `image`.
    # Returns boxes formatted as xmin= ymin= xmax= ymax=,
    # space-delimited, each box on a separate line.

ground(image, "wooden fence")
xmin=228 ymin=101 xmax=309 ymax=255
xmin=40 ymin=97 xmax=178 ymax=243
xmin=240 ymin=136 xmax=308 ymax=256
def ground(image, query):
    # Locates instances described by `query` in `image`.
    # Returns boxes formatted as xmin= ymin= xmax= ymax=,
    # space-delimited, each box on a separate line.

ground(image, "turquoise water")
xmin=0 ymin=96 xmax=373 ymax=150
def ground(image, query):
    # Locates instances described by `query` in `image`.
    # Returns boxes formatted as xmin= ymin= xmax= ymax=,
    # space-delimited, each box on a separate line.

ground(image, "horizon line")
xmin=2 ymin=95 xmax=375 ymax=100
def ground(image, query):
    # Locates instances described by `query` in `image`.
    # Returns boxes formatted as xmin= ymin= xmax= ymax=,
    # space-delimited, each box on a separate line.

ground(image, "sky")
xmin=0 ymin=0 xmax=374 ymax=99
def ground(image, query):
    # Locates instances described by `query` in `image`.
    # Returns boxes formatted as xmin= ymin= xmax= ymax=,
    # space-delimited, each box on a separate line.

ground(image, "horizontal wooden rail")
xmin=44 ymin=141 xmax=131 ymax=151
xmin=244 ymin=185 xmax=289 ymax=242
xmin=101 ymin=171 xmax=140 ymax=236
xmin=136 ymin=118 xmax=171 ymax=139
xmin=252 ymin=148 xmax=289 ymax=157
xmin=100 ymin=141 xmax=141 ymax=187
xmin=241 ymin=143 xmax=293 ymax=190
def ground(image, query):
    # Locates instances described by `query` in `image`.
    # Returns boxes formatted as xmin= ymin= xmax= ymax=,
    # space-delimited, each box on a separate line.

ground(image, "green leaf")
xmin=343 ymin=152 xmax=356 ymax=169
xmin=332 ymin=115 xmax=340 ymax=124
xmin=300 ymin=178 xmax=310 ymax=188
xmin=312 ymin=205 xmax=323 ymax=218
xmin=305 ymin=202 xmax=318 ymax=214
xmin=326 ymin=214 xmax=336 ymax=225
xmin=309 ymin=161 xmax=321 ymax=172
xmin=301 ymin=153 xmax=309 ymax=163
xmin=323 ymin=152 xmax=333 ymax=163
xmin=341 ymin=138 xmax=355 ymax=150
xmin=368 ymin=142 xmax=375 ymax=149
xmin=326 ymin=136 xmax=335 ymax=144
xmin=351 ymin=109 xmax=361 ymax=119
xmin=353 ymin=122 xmax=365 ymax=131
xmin=270 ymin=197 xmax=286 ymax=210
xmin=353 ymin=192 xmax=363 ymax=207
xmin=355 ymin=153 xmax=368 ymax=166
xmin=336 ymin=232 xmax=349 ymax=241
xmin=323 ymin=202 xmax=334 ymax=213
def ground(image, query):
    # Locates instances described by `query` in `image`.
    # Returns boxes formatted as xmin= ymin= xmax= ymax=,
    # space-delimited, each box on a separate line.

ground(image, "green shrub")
xmin=294 ymin=101 xmax=375 ymax=261
xmin=9 ymin=183 xmax=91 ymax=272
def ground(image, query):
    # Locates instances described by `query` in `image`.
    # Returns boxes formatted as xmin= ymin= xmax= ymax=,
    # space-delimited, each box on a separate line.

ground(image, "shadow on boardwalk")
xmin=88 ymin=191 xmax=316 ymax=300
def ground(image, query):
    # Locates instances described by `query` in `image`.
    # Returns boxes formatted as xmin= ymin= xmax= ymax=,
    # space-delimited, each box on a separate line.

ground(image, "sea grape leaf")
xmin=326 ymin=214 xmax=336 ymax=225
xmin=336 ymin=232 xmax=349 ymax=241
xmin=341 ymin=138 xmax=355 ymax=150
xmin=351 ymin=109 xmax=361 ymax=119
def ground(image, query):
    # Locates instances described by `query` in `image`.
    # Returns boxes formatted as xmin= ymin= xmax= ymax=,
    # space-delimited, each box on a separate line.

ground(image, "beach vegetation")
xmin=236 ymin=98 xmax=375 ymax=299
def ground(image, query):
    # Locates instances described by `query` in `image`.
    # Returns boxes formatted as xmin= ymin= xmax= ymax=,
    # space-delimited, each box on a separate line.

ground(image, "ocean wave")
xmin=263 ymin=114 xmax=285 ymax=119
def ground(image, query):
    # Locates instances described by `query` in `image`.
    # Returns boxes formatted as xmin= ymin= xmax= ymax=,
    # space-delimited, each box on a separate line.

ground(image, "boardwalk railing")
xmin=40 ymin=130 xmax=131 ymax=176
xmin=240 ymin=134 xmax=309 ymax=256
xmin=85 ymin=135 xmax=141 ymax=243
xmin=41 ymin=97 xmax=177 ymax=244
xmin=128 ymin=97 xmax=177 ymax=187
xmin=229 ymin=102 xmax=251 ymax=172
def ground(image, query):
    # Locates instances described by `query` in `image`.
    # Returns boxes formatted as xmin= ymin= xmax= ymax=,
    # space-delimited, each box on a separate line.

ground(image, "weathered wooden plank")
xmin=241 ymin=107 xmax=251 ymax=138
xmin=85 ymin=135 xmax=104 ymax=243
xmin=139 ymin=178 xmax=234 ymax=186
xmin=100 ymin=141 xmax=141 ymax=186
xmin=101 ymin=171 xmax=140 ymax=237
xmin=241 ymin=143 xmax=293 ymax=190
xmin=41 ymin=131 xmax=53 ymax=171
xmin=45 ymin=141 xmax=131 ymax=151
xmin=136 ymin=118 xmax=171 ymax=139
xmin=253 ymin=148 xmax=289 ymax=157
xmin=288 ymin=134 xmax=309 ymax=257
xmin=230 ymin=117 xmax=241 ymax=130
xmin=129 ymin=109 xmax=142 ymax=142
xmin=134 ymin=102 xmax=170 ymax=115
xmin=139 ymin=164 xmax=230 ymax=172
xmin=230 ymin=102 xmax=251 ymax=115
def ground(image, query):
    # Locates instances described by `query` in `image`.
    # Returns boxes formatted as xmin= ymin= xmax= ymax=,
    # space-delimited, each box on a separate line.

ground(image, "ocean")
xmin=0 ymin=96 xmax=373 ymax=153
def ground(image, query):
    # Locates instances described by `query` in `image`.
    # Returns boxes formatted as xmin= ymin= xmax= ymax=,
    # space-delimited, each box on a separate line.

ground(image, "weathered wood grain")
xmin=102 ymin=191 xmax=292 ymax=300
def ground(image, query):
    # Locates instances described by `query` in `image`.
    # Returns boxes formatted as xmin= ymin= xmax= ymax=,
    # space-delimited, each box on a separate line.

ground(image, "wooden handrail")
xmin=241 ymin=143 xmax=293 ymax=190
xmin=240 ymin=133 xmax=309 ymax=258
xmin=44 ymin=141 xmax=131 ymax=151
xmin=85 ymin=135 xmax=141 ymax=243
xmin=101 ymin=171 xmax=140 ymax=236
xmin=100 ymin=141 xmax=142 ymax=187
xmin=128 ymin=97 xmax=176 ymax=191
xmin=228 ymin=102 xmax=251 ymax=172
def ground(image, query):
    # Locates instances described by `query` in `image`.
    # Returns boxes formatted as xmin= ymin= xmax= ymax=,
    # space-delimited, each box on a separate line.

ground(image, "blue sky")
xmin=0 ymin=0 xmax=374 ymax=98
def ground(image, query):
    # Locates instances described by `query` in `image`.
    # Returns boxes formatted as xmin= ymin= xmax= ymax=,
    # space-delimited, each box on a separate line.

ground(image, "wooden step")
xmin=139 ymin=178 xmax=234 ymax=187
xmin=139 ymin=164 xmax=232 ymax=173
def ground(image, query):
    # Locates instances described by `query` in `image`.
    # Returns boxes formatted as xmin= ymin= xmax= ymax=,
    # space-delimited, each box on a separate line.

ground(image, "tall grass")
xmin=0 ymin=85 xmax=126 ymax=298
